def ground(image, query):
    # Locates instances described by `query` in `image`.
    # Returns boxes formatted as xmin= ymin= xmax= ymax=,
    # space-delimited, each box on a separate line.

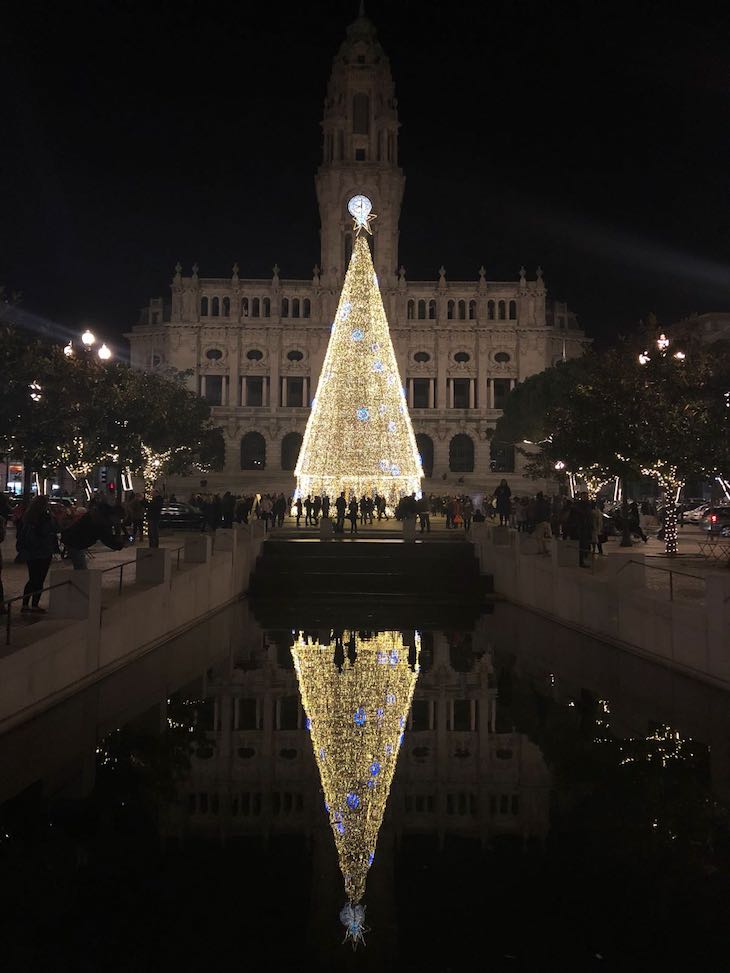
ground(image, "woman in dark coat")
xmin=17 ymin=496 xmax=58 ymax=612
xmin=493 ymin=479 xmax=512 ymax=526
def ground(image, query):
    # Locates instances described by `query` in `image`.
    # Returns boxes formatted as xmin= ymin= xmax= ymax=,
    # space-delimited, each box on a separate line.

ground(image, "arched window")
xmin=287 ymin=349 xmax=304 ymax=362
xmin=498 ymin=300 xmax=506 ymax=320
xmin=205 ymin=348 xmax=223 ymax=361
xmin=428 ymin=299 xmax=436 ymax=320
xmin=417 ymin=299 xmax=426 ymax=320
xmin=281 ymin=298 xmax=289 ymax=318
xmin=241 ymin=432 xmax=266 ymax=470
xmin=413 ymin=351 xmax=431 ymax=363
xmin=508 ymin=300 xmax=517 ymax=320
xmin=200 ymin=296 xmax=209 ymax=316
xmin=458 ymin=300 xmax=466 ymax=320
xmin=449 ymin=434 xmax=474 ymax=473
xmin=490 ymin=442 xmax=515 ymax=473
xmin=222 ymin=296 xmax=230 ymax=317
xmin=415 ymin=433 xmax=434 ymax=478
xmin=447 ymin=300 xmax=455 ymax=320
xmin=468 ymin=300 xmax=477 ymax=320
xmin=211 ymin=297 xmax=220 ymax=317
xmin=353 ymin=93 xmax=370 ymax=135
xmin=251 ymin=298 xmax=260 ymax=318
xmin=302 ymin=298 xmax=311 ymax=318
xmin=281 ymin=432 xmax=303 ymax=471
xmin=241 ymin=297 xmax=249 ymax=317
xmin=407 ymin=300 xmax=415 ymax=320
xmin=487 ymin=300 xmax=495 ymax=320
xmin=246 ymin=349 xmax=264 ymax=361
xmin=292 ymin=298 xmax=300 ymax=318
xmin=262 ymin=297 xmax=270 ymax=318
xmin=494 ymin=351 xmax=511 ymax=363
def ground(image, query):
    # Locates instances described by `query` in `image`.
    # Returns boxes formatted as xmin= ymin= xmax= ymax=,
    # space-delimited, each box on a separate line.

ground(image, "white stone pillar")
xmin=282 ymin=376 xmax=288 ymax=408
xmin=302 ymin=377 xmax=308 ymax=407
xmin=200 ymin=375 xmax=206 ymax=399
xmin=448 ymin=379 xmax=454 ymax=409
xmin=469 ymin=379 xmax=475 ymax=409
xmin=429 ymin=378 xmax=436 ymax=409
xmin=408 ymin=379 xmax=414 ymax=409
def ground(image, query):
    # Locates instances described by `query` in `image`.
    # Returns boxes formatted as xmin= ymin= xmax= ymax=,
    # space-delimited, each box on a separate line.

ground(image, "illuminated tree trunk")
xmin=295 ymin=235 xmax=422 ymax=503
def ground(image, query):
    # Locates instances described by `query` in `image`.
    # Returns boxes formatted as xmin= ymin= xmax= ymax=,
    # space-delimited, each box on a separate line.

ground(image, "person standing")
xmin=0 ymin=493 xmax=10 ymax=613
xmin=335 ymin=492 xmax=347 ymax=532
xmin=322 ymin=494 xmax=330 ymax=520
xmin=493 ymin=479 xmax=512 ymax=526
xmin=304 ymin=495 xmax=313 ymax=527
xmin=147 ymin=490 xmax=164 ymax=548
xmin=591 ymin=500 xmax=605 ymax=555
xmin=462 ymin=495 xmax=474 ymax=532
xmin=128 ymin=493 xmax=145 ymax=542
xmin=312 ymin=495 xmax=321 ymax=526
xmin=574 ymin=493 xmax=594 ymax=567
xmin=295 ymin=496 xmax=303 ymax=527
xmin=348 ymin=497 xmax=359 ymax=533
xmin=221 ymin=491 xmax=235 ymax=529
xmin=628 ymin=501 xmax=648 ymax=543
xmin=417 ymin=494 xmax=431 ymax=533
xmin=17 ymin=496 xmax=58 ymax=613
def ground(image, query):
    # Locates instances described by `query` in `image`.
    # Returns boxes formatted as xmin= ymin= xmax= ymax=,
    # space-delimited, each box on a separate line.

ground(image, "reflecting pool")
xmin=1 ymin=601 xmax=729 ymax=969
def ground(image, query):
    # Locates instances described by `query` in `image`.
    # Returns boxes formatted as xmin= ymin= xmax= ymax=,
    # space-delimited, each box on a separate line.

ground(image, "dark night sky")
xmin=2 ymin=0 xmax=729 ymax=349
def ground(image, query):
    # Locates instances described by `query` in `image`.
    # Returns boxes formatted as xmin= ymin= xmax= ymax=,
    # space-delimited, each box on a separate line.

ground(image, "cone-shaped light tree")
xmin=295 ymin=197 xmax=422 ymax=502
xmin=292 ymin=630 xmax=420 ymax=947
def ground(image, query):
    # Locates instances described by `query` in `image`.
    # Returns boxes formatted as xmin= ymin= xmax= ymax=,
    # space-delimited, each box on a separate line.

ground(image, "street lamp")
xmin=81 ymin=329 xmax=96 ymax=347
xmin=66 ymin=330 xmax=113 ymax=361
xmin=98 ymin=343 xmax=112 ymax=361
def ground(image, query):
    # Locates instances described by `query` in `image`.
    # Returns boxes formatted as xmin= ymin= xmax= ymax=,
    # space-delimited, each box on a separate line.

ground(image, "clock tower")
xmin=316 ymin=8 xmax=405 ymax=291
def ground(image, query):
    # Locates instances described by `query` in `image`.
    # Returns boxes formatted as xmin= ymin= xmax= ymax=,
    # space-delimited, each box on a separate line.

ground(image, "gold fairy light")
xmin=295 ymin=203 xmax=423 ymax=503
xmin=292 ymin=630 xmax=420 ymax=947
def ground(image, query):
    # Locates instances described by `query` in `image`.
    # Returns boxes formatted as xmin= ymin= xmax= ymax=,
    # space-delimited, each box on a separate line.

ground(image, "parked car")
xmin=703 ymin=507 xmax=730 ymax=535
xmin=158 ymin=502 xmax=205 ymax=530
xmin=684 ymin=503 xmax=710 ymax=523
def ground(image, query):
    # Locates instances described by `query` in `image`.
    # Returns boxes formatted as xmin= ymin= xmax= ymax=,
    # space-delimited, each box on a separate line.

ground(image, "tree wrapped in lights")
xmin=295 ymin=207 xmax=422 ymax=502
xmin=291 ymin=630 xmax=420 ymax=947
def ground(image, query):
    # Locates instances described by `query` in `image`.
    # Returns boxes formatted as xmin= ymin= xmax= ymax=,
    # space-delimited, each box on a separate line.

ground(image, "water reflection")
xmin=0 ymin=602 xmax=729 ymax=967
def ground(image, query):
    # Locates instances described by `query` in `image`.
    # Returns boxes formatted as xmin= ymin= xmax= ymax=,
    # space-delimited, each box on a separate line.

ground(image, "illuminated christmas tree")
xmin=291 ymin=630 xmax=420 ymax=947
xmin=295 ymin=195 xmax=422 ymax=502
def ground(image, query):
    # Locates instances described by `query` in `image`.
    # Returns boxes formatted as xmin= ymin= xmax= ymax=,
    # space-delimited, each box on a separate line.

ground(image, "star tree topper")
xmin=348 ymin=194 xmax=376 ymax=235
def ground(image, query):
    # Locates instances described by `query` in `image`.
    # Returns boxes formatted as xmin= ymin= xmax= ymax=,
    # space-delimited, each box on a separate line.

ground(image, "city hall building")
xmin=128 ymin=11 xmax=588 ymax=495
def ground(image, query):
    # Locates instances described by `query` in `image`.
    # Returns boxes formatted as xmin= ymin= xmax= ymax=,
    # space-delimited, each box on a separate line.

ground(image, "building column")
xmin=302 ymin=377 xmax=308 ymax=407
xmin=408 ymin=379 xmax=414 ymax=409
xmin=270 ymin=331 xmax=280 ymax=411
xmin=477 ymin=335 xmax=488 ymax=412
xmin=436 ymin=333 xmax=447 ymax=409
xmin=487 ymin=378 xmax=493 ymax=409
xmin=282 ymin=376 xmax=288 ymax=409
xmin=468 ymin=379 xmax=475 ymax=409
xmin=448 ymin=379 xmax=454 ymax=409
xmin=429 ymin=377 xmax=436 ymax=409
xmin=229 ymin=334 xmax=240 ymax=408
xmin=199 ymin=375 xmax=206 ymax=400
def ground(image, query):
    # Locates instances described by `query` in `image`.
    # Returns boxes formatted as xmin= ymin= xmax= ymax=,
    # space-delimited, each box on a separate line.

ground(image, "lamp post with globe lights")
xmin=65 ymin=329 xmax=113 ymax=362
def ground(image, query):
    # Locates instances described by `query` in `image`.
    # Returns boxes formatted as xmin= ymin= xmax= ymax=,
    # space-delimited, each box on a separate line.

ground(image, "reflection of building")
xmin=170 ymin=631 xmax=550 ymax=846
xmin=127 ymin=11 xmax=587 ymax=494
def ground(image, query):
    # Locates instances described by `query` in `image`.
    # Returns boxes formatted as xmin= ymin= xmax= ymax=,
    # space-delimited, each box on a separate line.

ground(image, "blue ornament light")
xmin=376 ymin=707 xmax=384 ymax=719
xmin=368 ymin=851 xmax=375 ymax=866
xmin=319 ymin=747 xmax=326 ymax=759
xmin=357 ymin=407 xmax=370 ymax=421
xmin=370 ymin=761 xmax=381 ymax=776
xmin=367 ymin=779 xmax=376 ymax=789
xmin=346 ymin=792 xmax=361 ymax=810
xmin=376 ymin=651 xmax=387 ymax=664
xmin=306 ymin=717 xmax=312 ymax=730
xmin=388 ymin=420 xmax=396 ymax=433
xmin=399 ymin=716 xmax=405 ymax=728
xmin=385 ymin=743 xmax=393 ymax=756
xmin=390 ymin=464 xmax=401 ymax=476
xmin=387 ymin=375 xmax=395 ymax=386
xmin=354 ymin=707 xmax=366 ymax=726
xmin=379 ymin=459 xmax=389 ymax=472
xmin=373 ymin=360 xmax=384 ymax=373
xmin=386 ymin=692 xmax=396 ymax=705
xmin=371 ymin=342 xmax=380 ymax=352
xmin=340 ymin=301 xmax=353 ymax=320
xmin=389 ymin=650 xmax=399 ymax=666
xmin=352 ymin=328 xmax=364 ymax=341
xmin=379 ymin=404 xmax=387 ymax=415
xmin=336 ymin=821 xmax=346 ymax=835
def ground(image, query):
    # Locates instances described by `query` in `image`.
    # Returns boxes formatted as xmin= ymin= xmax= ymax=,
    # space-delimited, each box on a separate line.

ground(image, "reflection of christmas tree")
xmin=292 ymin=631 xmax=420 ymax=946
xmin=295 ymin=231 xmax=422 ymax=503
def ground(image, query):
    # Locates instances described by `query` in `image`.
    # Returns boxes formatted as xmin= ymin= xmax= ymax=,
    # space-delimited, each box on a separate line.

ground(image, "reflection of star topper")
xmin=348 ymin=194 xmax=376 ymax=236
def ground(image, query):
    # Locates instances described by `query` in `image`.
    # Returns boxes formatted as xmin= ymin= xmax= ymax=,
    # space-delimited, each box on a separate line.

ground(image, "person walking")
xmin=17 ymin=496 xmax=58 ymax=613
xmin=348 ymin=497 xmax=359 ymax=533
xmin=628 ymin=501 xmax=648 ymax=543
xmin=221 ymin=491 xmax=235 ymax=529
xmin=591 ymin=500 xmax=605 ymax=555
xmin=493 ymin=479 xmax=512 ymax=526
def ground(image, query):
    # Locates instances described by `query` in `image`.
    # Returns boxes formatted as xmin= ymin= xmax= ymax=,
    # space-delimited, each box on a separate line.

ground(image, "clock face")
xmin=347 ymin=194 xmax=373 ymax=225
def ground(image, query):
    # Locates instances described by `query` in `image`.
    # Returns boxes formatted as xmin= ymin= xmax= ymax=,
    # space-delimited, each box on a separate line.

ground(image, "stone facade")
xmin=128 ymin=12 xmax=588 ymax=494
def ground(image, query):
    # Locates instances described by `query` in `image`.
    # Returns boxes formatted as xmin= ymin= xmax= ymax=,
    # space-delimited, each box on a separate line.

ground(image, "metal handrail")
xmin=2 ymin=578 xmax=83 ymax=646
xmin=615 ymin=557 xmax=705 ymax=602
xmin=98 ymin=544 xmax=187 ymax=594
